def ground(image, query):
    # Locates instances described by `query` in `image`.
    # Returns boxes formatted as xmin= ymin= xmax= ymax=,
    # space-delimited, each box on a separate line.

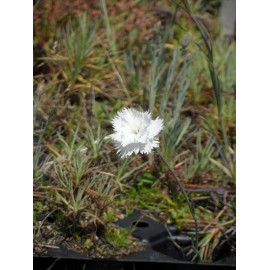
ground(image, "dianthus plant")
xmin=109 ymin=107 xmax=200 ymax=259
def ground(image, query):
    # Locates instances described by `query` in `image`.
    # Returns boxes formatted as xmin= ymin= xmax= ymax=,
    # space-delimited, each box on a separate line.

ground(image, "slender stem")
xmin=157 ymin=150 xmax=200 ymax=260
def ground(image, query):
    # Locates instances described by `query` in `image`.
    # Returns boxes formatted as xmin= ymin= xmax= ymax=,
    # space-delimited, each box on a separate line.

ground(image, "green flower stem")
xmin=157 ymin=150 xmax=200 ymax=260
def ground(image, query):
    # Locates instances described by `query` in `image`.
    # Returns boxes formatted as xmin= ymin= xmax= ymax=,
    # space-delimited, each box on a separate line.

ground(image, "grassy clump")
xmin=34 ymin=0 xmax=235 ymax=261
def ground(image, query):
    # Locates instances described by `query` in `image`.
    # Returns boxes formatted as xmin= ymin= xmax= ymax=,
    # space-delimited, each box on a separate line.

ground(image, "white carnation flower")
xmin=109 ymin=108 xmax=164 ymax=158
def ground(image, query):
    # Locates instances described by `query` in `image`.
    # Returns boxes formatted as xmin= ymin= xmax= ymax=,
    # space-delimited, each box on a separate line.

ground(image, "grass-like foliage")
xmin=34 ymin=0 xmax=235 ymax=262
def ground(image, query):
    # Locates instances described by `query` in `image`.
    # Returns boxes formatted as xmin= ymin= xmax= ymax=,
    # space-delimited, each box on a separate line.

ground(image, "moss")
xmin=105 ymin=227 xmax=132 ymax=249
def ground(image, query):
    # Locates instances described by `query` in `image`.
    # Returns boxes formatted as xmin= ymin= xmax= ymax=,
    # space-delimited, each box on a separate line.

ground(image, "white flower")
xmin=109 ymin=108 xmax=164 ymax=158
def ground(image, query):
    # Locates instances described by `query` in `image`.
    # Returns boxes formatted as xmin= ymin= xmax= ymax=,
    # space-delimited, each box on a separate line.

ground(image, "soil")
xmin=33 ymin=217 xmax=145 ymax=259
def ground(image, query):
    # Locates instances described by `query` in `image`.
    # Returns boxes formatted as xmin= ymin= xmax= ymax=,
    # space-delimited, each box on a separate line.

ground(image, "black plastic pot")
xmin=34 ymin=211 xmax=236 ymax=270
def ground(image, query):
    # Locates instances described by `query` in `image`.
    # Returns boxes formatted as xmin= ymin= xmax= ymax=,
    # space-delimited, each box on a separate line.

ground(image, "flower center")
xmin=132 ymin=127 xmax=140 ymax=135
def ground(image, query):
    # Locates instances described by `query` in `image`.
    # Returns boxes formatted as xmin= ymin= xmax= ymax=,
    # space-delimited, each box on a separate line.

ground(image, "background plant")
xmin=34 ymin=0 xmax=236 ymax=262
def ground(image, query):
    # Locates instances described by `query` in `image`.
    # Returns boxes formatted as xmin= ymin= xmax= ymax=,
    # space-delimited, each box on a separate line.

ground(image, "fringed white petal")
xmin=109 ymin=108 xmax=164 ymax=158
